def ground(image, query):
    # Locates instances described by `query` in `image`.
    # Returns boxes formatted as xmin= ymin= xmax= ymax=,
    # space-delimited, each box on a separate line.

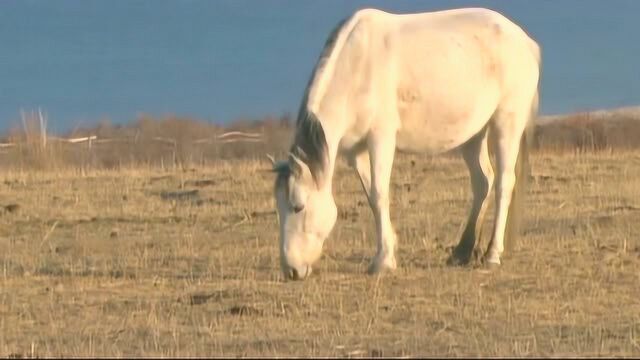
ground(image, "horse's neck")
xmin=306 ymin=62 xmax=354 ymax=194
xmin=312 ymin=107 xmax=345 ymax=195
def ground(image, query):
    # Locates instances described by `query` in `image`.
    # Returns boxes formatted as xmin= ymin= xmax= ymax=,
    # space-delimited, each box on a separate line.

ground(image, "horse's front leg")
xmin=366 ymin=131 xmax=398 ymax=275
xmin=347 ymin=150 xmax=373 ymax=208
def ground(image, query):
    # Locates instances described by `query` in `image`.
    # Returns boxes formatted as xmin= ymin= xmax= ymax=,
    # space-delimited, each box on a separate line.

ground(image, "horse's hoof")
xmin=447 ymin=244 xmax=476 ymax=267
xmin=367 ymin=256 xmax=397 ymax=275
xmin=446 ymin=253 xmax=470 ymax=267
xmin=481 ymin=260 xmax=501 ymax=271
xmin=481 ymin=250 xmax=502 ymax=267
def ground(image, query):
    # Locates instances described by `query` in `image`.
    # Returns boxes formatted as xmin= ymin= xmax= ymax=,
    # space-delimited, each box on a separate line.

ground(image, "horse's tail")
xmin=504 ymin=88 xmax=538 ymax=253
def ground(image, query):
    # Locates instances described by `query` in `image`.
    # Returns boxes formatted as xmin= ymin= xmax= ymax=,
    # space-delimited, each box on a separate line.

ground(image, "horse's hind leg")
xmin=484 ymin=108 xmax=529 ymax=266
xmin=448 ymin=127 xmax=494 ymax=266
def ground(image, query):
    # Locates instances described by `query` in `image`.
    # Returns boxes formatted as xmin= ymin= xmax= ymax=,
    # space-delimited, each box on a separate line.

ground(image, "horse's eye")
xmin=293 ymin=205 xmax=304 ymax=213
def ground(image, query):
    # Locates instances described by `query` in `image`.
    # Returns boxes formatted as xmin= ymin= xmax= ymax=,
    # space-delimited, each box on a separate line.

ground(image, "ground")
xmin=1 ymin=151 xmax=639 ymax=357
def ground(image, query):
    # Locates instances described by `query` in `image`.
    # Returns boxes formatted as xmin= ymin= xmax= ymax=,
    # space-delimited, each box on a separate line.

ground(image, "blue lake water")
xmin=0 ymin=0 xmax=639 ymax=133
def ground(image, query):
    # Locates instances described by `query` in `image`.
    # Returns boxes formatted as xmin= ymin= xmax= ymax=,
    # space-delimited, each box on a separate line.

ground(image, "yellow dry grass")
xmin=1 ymin=151 xmax=639 ymax=357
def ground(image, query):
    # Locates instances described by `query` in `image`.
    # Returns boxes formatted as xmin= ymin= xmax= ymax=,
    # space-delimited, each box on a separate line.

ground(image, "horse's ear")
xmin=266 ymin=154 xmax=290 ymax=175
xmin=266 ymin=154 xmax=276 ymax=167
xmin=263 ymin=154 xmax=283 ymax=174
xmin=288 ymin=152 xmax=304 ymax=178
xmin=294 ymin=146 xmax=308 ymax=160
xmin=289 ymin=152 xmax=313 ymax=182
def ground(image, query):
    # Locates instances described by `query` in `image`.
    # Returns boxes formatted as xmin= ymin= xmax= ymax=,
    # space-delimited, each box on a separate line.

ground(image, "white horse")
xmin=268 ymin=7 xmax=541 ymax=280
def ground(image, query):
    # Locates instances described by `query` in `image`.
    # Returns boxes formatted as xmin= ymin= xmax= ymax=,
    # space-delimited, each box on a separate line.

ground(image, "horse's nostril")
xmin=283 ymin=267 xmax=297 ymax=280
xmin=284 ymin=266 xmax=308 ymax=281
xmin=291 ymin=267 xmax=300 ymax=280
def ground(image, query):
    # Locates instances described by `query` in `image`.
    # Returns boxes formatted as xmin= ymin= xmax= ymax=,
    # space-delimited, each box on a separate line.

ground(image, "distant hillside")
xmin=535 ymin=106 xmax=640 ymax=151
xmin=538 ymin=106 xmax=640 ymax=125
xmin=2 ymin=105 xmax=640 ymax=169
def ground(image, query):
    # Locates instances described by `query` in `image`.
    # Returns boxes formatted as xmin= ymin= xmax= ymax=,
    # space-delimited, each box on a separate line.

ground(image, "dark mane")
xmin=288 ymin=17 xmax=352 ymax=185
xmin=291 ymin=110 xmax=328 ymax=184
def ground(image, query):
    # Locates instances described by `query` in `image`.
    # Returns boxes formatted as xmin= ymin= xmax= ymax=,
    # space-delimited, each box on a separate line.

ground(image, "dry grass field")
xmin=1 ymin=150 xmax=640 ymax=357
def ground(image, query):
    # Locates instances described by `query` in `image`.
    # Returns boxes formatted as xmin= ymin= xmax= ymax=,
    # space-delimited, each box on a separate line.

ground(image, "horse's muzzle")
xmin=284 ymin=264 xmax=311 ymax=281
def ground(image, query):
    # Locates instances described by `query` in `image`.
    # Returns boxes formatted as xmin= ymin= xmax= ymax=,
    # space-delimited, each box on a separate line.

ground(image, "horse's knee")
xmin=496 ymin=171 xmax=516 ymax=195
xmin=486 ymin=168 xmax=495 ymax=187
xmin=370 ymin=190 xmax=390 ymax=210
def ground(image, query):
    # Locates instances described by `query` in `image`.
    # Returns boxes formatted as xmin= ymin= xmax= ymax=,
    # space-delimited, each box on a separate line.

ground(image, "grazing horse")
xmin=268 ymin=7 xmax=541 ymax=280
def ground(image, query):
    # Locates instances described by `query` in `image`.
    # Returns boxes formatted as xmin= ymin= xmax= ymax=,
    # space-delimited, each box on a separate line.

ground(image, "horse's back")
xmin=344 ymin=7 xmax=540 ymax=153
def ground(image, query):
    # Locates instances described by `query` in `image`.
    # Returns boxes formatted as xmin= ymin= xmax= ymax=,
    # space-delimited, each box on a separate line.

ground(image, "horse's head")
xmin=268 ymin=151 xmax=337 ymax=281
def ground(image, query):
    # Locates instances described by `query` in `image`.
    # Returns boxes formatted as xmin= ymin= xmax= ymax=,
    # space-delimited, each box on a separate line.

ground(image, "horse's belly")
xmin=395 ymin=104 xmax=485 ymax=154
